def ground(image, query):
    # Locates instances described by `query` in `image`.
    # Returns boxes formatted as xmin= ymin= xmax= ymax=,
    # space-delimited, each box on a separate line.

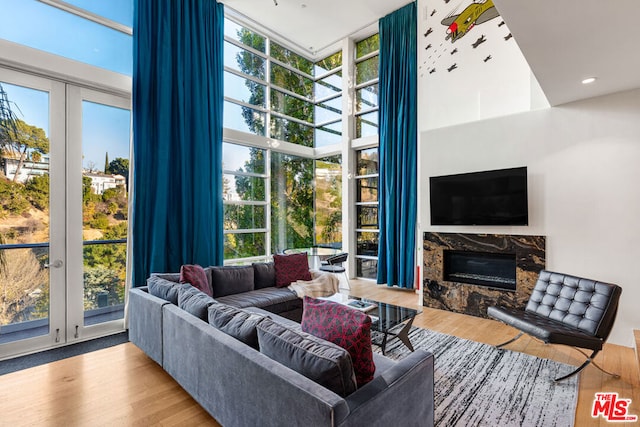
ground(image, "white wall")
xmin=418 ymin=88 xmax=640 ymax=347
xmin=417 ymin=0 xmax=547 ymax=131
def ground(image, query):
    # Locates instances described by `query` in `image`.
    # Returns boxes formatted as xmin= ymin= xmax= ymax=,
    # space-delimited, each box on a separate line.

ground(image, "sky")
xmin=0 ymin=0 xmax=132 ymax=171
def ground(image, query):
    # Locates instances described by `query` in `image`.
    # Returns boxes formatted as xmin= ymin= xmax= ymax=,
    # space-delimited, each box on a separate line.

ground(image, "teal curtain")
xmin=377 ymin=3 xmax=417 ymax=289
xmin=132 ymin=0 xmax=224 ymax=286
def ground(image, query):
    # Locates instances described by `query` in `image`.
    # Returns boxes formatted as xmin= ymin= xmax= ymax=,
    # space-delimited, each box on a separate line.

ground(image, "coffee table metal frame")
xmin=349 ymin=296 xmax=421 ymax=355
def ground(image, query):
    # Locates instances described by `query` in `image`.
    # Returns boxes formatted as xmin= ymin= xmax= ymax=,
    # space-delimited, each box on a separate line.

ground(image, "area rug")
xmin=372 ymin=327 xmax=578 ymax=427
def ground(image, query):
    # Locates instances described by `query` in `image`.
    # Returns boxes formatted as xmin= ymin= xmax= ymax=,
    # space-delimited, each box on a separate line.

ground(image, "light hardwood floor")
xmin=0 ymin=281 xmax=638 ymax=426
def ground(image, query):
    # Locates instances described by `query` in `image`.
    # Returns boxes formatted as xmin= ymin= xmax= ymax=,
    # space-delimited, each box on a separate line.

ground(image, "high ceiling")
xmin=221 ymin=0 xmax=413 ymax=57
xmin=222 ymin=0 xmax=640 ymax=107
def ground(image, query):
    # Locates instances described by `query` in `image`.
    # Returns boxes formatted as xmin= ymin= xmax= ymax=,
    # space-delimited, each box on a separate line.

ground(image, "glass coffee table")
xmin=325 ymin=294 xmax=422 ymax=355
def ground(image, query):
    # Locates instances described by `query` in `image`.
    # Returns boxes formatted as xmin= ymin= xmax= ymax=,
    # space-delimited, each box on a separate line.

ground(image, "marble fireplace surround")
xmin=423 ymin=232 xmax=546 ymax=318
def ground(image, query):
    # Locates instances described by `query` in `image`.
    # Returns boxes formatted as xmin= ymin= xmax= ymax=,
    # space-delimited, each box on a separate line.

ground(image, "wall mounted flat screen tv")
xmin=430 ymin=167 xmax=528 ymax=225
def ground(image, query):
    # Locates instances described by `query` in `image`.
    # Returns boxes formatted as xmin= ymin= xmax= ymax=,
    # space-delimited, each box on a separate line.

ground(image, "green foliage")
xmin=0 ymin=178 xmax=29 ymax=216
xmin=90 ymin=212 xmax=110 ymax=230
xmin=104 ymin=152 xmax=110 ymax=174
xmin=83 ymin=265 xmax=124 ymax=310
xmin=356 ymin=34 xmax=380 ymax=58
xmin=108 ymin=157 xmax=129 ymax=179
xmin=82 ymin=176 xmax=98 ymax=204
xmin=24 ymin=174 xmax=49 ymax=210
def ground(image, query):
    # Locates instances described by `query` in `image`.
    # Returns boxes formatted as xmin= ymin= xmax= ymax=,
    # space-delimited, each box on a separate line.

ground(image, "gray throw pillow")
xmin=178 ymin=285 xmax=217 ymax=320
xmin=252 ymin=262 xmax=276 ymax=289
xmin=147 ymin=276 xmax=191 ymax=305
xmin=209 ymin=265 xmax=255 ymax=297
xmin=256 ymin=318 xmax=357 ymax=397
xmin=208 ymin=304 xmax=268 ymax=349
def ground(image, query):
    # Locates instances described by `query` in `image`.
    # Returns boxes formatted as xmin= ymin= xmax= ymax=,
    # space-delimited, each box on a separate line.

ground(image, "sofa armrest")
xmin=341 ymin=349 xmax=435 ymax=427
xmin=128 ymin=287 xmax=170 ymax=366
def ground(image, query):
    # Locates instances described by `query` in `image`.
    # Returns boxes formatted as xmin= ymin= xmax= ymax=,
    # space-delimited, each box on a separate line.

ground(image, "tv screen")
xmin=430 ymin=167 xmax=528 ymax=225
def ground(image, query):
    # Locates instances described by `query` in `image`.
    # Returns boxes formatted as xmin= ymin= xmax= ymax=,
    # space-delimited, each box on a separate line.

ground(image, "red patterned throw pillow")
xmin=273 ymin=253 xmax=312 ymax=288
xmin=180 ymin=264 xmax=212 ymax=297
xmin=301 ymin=296 xmax=375 ymax=387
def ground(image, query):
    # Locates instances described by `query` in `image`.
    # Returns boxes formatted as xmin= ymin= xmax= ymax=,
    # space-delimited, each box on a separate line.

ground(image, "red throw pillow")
xmin=179 ymin=264 xmax=212 ymax=297
xmin=301 ymin=296 xmax=375 ymax=387
xmin=273 ymin=253 xmax=312 ymax=288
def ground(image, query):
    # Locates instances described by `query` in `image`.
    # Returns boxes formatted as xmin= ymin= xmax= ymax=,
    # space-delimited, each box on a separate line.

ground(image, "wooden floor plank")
xmin=0 ymin=280 xmax=637 ymax=426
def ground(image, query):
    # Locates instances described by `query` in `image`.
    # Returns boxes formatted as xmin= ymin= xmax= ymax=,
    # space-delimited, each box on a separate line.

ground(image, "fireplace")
xmin=423 ymin=232 xmax=545 ymax=318
xmin=443 ymin=250 xmax=516 ymax=291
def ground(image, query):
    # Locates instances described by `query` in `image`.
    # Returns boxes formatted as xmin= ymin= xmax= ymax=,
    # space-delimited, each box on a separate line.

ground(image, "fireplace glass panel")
xmin=443 ymin=250 xmax=516 ymax=291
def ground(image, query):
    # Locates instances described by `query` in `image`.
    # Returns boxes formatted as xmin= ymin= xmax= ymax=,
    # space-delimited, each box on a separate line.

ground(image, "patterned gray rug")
xmin=372 ymin=327 xmax=578 ymax=427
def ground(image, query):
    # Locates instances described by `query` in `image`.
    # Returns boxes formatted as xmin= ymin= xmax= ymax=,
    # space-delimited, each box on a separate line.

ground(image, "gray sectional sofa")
xmin=129 ymin=263 xmax=435 ymax=427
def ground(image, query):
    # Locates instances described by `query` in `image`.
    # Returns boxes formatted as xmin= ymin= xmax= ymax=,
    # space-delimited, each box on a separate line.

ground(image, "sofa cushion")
xmin=208 ymin=304 xmax=269 ymax=349
xmin=273 ymin=253 xmax=312 ymax=288
xmin=252 ymin=262 xmax=276 ymax=289
xmin=148 ymin=275 xmax=191 ymax=305
xmin=180 ymin=264 xmax=212 ymax=296
xmin=257 ymin=318 xmax=357 ymax=397
xmin=301 ymin=296 xmax=375 ymax=387
xmin=209 ymin=265 xmax=255 ymax=297
xmin=178 ymin=285 xmax=217 ymax=320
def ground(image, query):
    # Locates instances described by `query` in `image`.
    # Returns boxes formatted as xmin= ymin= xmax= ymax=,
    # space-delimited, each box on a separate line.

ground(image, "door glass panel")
xmin=81 ymin=101 xmax=130 ymax=325
xmin=0 ymin=82 xmax=51 ymax=343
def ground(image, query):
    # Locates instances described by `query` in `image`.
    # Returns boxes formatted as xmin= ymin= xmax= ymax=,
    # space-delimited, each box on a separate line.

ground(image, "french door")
xmin=0 ymin=67 xmax=130 ymax=360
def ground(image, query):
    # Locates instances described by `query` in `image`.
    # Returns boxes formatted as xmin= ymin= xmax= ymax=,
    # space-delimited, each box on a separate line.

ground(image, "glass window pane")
xmin=224 ymin=19 xmax=266 ymax=53
xmin=223 ymin=144 xmax=266 ymax=174
xmin=356 ymin=258 xmax=378 ymax=279
xmin=271 ymin=152 xmax=314 ymax=252
xmin=270 ymin=90 xmax=313 ymax=123
xmin=357 ymin=206 xmax=378 ymax=229
xmin=224 ymin=72 xmax=265 ymax=107
xmin=81 ymin=101 xmax=130 ymax=325
xmin=356 ymin=111 xmax=378 ymax=138
xmin=0 ymin=81 xmax=51 ymax=341
xmin=315 ymin=96 xmax=342 ymax=123
xmin=270 ymin=117 xmax=313 ymax=147
xmin=224 ymin=41 xmax=266 ymax=80
xmin=356 ymin=56 xmax=379 ymax=85
xmin=357 ymin=148 xmax=379 ymax=175
xmin=224 ymin=101 xmax=266 ymax=136
xmin=64 ymin=0 xmax=133 ymax=27
xmin=224 ymin=204 xmax=265 ymax=230
xmin=314 ymin=51 xmax=342 ymax=75
xmin=357 ymin=177 xmax=378 ymax=202
xmin=357 ymin=232 xmax=379 ymax=256
xmin=356 ymin=84 xmax=378 ymax=112
xmin=315 ymin=121 xmax=342 ymax=148
xmin=315 ymin=156 xmax=342 ymax=247
xmin=223 ymin=174 xmax=266 ymax=202
xmin=270 ymin=64 xmax=313 ymax=99
xmin=0 ymin=248 xmax=50 ymax=342
xmin=315 ymin=71 xmax=342 ymax=99
xmin=224 ymin=232 xmax=266 ymax=259
xmin=83 ymin=242 xmax=127 ymax=324
xmin=0 ymin=0 xmax=132 ymax=76
xmin=270 ymin=42 xmax=314 ymax=75
xmin=356 ymin=34 xmax=379 ymax=58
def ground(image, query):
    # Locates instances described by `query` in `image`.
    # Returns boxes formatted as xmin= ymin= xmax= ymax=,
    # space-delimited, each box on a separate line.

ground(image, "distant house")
xmin=84 ymin=172 xmax=126 ymax=195
xmin=1 ymin=155 xmax=50 ymax=183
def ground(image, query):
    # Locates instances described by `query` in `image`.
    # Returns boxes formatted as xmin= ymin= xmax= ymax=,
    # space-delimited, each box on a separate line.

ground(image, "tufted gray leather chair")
xmin=488 ymin=269 xmax=622 ymax=381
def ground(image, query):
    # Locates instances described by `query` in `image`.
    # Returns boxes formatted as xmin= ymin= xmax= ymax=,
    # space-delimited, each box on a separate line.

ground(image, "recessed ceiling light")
xmin=581 ymin=77 xmax=597 ymax=84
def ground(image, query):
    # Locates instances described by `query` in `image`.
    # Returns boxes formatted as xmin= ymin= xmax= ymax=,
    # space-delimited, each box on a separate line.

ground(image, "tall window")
xmin=222 ymin=17 xmax=345 ymax=263
xmin=314 ymin=52 xmax=343 ymax=147
xmin=355 ymin=34 xmax=379 ymax=138
xmin=223 ymin=143 xmax=268 ymax=261
xmin=353 ymin=35 xmax=380 ymax=279
xmin=355 ymin=148 xmax=379 ymax=279
xmin=315 ymin=155 xmax=342 ymax=247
